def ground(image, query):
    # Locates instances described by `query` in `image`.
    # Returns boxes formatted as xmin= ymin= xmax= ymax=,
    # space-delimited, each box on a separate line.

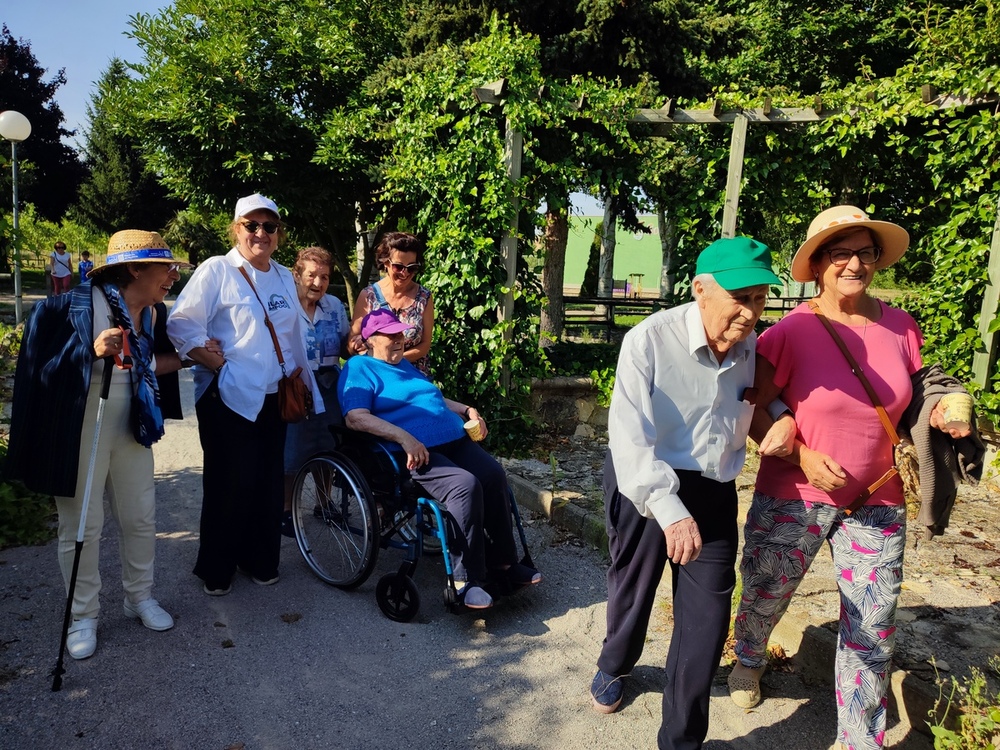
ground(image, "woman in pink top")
xmin=728 ymin=207 xmax=964 ymax=750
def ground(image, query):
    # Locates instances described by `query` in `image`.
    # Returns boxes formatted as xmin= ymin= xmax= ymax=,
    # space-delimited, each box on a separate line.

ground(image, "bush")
xmin=930 ymin=656 xmax=1000 ymax=749
xmin=545 ymin=341 xmax=620 ymax=377
xmin=0 ymin=323 xmax=58 ymax=549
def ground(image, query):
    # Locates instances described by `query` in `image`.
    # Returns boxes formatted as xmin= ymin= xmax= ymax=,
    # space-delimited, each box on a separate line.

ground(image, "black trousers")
xmin=194 ymin=381 xmax=286 ymax=585
xmin=596 ymin=451 xmax=737 ymax=750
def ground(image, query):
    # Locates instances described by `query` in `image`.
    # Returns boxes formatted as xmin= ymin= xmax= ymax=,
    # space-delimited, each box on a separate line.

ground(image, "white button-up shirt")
xmin=608 ymin=301 xmax=761 ymax=529
xmin=167 ymin=249 xmax=322 ymax=422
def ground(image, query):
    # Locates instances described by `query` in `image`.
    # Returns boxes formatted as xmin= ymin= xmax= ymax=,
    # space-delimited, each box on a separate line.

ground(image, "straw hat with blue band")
xmin=87 ymin=230 xmax=194 ymax=278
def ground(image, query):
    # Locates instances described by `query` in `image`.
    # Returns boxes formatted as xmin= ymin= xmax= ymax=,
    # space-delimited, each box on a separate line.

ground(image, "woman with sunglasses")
xmin=728 ymin=206 xmax=969 ymax=750
xmin=348 ymin=232 xmax=434 ymax=375
xmin=168 ymin=193 xmax=322 ymax=596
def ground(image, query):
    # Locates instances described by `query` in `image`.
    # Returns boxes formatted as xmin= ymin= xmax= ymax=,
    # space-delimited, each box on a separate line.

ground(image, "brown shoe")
xmin=728 ymin=661 xmax=766 ymax=708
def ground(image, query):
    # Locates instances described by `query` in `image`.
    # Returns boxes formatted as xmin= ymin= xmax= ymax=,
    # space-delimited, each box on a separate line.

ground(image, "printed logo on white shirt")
xmin=267 ymin=293 xmax=291 ymax=312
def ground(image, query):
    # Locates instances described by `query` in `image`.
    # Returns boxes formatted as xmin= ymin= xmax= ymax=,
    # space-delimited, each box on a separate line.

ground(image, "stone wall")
xmin=529 ymin=376 xmax=608 ymax=438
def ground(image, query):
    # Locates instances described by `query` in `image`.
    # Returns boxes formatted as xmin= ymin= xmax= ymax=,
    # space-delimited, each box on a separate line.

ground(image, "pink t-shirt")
xmin=756 ymin=301 xmax=923 ymax=507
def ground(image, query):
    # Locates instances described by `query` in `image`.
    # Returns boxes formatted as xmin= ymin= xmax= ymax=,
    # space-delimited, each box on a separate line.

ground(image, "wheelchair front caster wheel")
xmin=443 ymin=586 xmax=457 ymax=608
xmin=376 ymin=573 xmax=420 ymax=622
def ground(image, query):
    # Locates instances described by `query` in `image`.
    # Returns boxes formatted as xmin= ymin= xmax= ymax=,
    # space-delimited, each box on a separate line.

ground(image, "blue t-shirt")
xmin=338 ymin=355 xmax=465 ymax=449
xmin=78 ymin=260 xmax=94 ymax=278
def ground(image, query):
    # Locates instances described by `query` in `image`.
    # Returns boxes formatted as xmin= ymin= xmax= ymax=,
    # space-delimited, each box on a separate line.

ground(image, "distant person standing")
xmin=78 ymin=251 xmax=94 ymax=283
xmin=50 ymin=242 xmax=74 ymax=295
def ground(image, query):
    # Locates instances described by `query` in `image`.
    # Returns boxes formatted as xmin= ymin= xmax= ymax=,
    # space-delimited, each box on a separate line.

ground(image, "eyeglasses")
xmin=240 ymin=220 xmax=280 ymax=235
xmin=166 ymin=263 xmax=182 ymax=273
xmin=389 ymin=261 xmax=422 ymax=275
xmin=823 ymin=246 xmax=881 ymax=265
xmin=54 ymin=245 xmax=66 ymax=250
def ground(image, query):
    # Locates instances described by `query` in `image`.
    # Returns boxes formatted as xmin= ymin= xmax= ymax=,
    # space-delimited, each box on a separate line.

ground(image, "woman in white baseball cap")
xmin=168 ymin=194 xmax=323 ymax=596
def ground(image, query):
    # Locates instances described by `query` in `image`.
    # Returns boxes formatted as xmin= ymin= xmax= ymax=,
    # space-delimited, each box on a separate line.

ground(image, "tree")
xmin=114 ymin=0 xmax=406 ymax=304
xmin=401 ymin=1 xmax=715 ymax=341
xmin=0 ymin=24 xmax=85 ymax=267
xmin=694 ymin=0 xmax=917 ymax=95
xmin=162 ymin=209 xmax=229 ymax=267
xmin=318 ymin=18 xmax=643 ymax=445
xmin=70 ymin=59 xmax=179 ymax=234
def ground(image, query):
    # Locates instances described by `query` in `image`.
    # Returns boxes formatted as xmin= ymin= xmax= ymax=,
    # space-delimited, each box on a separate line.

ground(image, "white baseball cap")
xmin=233 ymin=193 xmax=281 ymax=220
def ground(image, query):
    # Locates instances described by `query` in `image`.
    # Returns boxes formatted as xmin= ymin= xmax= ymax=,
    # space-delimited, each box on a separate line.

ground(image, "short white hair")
xmin=691 ymin=273 xmax=721 ymax=300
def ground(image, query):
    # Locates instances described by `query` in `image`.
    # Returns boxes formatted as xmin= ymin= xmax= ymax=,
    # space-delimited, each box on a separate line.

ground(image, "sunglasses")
xmin=240 ymin=220 xmax=280 ymax=235
xmin=389 ymin=261 xmax=422 ymax=275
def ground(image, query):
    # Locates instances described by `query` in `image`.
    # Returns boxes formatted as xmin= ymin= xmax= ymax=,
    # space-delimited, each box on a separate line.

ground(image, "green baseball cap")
xmin=695 ymin=236 xmax=781 ymax=290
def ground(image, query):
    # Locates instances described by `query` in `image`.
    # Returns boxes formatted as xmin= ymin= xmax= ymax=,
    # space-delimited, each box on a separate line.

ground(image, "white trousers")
xmin=56 ymin=377 xmax=157 ymax=620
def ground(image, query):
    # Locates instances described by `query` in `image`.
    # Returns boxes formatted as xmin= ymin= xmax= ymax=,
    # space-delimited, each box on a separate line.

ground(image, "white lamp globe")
xmin=0 ymin=110 xmax=32 ymax=142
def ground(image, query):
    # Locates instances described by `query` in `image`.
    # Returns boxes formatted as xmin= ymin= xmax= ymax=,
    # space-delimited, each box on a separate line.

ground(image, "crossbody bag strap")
xmin=238 ymin=265 xmax=288 ymax=376
xmin=807 ymin=300 xmax=899 ymax=513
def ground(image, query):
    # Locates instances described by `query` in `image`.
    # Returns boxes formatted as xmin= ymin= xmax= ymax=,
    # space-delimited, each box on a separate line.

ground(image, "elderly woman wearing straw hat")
xmin=6 ymin=230 xmax=193 ymax=660
xmin=168 ymin=194 xmax=322 ymax=596
xmin=727 ymin=206 xmax=965 ymax=750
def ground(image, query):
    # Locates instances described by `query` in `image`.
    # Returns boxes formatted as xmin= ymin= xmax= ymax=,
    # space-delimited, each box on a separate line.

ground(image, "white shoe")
xmin=123 ymin=597 xmax=174 ymax=631
xmin=66 ymin=618 xmax=98 ymax=660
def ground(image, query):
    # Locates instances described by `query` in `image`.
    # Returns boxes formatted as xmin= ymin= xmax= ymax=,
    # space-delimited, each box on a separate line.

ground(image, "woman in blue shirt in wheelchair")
xmin=338 ymin=308 xmax=542 ymax=610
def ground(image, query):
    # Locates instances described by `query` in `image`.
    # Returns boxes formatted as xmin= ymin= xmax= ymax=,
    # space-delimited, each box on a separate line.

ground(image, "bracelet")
xmin=463 ymin=407 xmax=471 ymax=420
xmin=213 ymin=363 xmax=224 ymax=375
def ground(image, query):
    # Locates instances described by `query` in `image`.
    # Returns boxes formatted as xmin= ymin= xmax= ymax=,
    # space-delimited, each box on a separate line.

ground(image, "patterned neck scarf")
xmin=100 ymin=282 xmax=165 ymax=447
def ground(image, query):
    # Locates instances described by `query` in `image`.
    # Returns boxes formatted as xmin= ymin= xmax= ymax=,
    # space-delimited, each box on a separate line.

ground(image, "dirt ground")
xmin=504 ymin=433 xmax=1000 ymax=695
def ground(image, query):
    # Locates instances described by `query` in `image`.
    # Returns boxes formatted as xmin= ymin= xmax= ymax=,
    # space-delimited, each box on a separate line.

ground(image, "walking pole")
xmin=51 ymin=357 xmax=114 ymax=691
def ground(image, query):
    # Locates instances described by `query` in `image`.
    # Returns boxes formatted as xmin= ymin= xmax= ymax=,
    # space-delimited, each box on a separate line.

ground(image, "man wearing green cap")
xmin=590 ymin=236 xmax=790 ymax=749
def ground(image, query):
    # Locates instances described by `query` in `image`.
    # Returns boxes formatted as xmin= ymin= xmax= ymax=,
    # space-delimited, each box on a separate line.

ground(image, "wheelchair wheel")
xmin=292 ymin=452 xmax=379 ymax=589
xmin=375 ymin=573 xmax=420 ymax=622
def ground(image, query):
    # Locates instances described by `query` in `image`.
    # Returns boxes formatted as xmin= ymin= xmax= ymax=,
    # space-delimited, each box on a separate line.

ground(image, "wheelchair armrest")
xmin=328 ymin=423 xmax=410 ymax=476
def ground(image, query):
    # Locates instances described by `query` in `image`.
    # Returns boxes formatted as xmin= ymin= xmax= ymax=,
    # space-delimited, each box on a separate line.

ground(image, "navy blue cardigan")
xmin=4 ymin=282 xmax=181 ymax=497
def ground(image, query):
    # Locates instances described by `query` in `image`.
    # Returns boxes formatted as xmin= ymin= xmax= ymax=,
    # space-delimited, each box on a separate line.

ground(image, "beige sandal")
xmin=728 ymin=661 xmax=767 ymax=708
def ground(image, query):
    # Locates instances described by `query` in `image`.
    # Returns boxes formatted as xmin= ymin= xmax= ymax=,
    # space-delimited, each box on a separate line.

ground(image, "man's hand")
xmin=664 ymin=517 xmax=702 ymax=565
xmin=758 ymin=412 xmax=796 ymax=457
xmin=798 ymin=445 xmax=848 ymax=492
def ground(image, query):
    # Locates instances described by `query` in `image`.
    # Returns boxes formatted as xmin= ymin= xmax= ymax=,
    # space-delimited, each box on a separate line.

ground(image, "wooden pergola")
xmin=477 ymin=80 xmax=1000 ymax=399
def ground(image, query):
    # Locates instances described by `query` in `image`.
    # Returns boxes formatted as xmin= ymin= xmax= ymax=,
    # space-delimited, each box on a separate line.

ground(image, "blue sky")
xmin=2 ymin=1 xmax=603 ymax=214
xmin=3 ymin=0 xmax=169 ymax=143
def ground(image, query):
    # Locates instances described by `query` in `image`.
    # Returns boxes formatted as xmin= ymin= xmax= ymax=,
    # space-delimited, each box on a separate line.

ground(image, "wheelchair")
xmin=289 ymin=426 xmax=536 ymax=622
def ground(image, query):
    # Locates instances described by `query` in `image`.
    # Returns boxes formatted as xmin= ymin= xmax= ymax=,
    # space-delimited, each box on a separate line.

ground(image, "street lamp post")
xmin=0 ymin=110 xmax=33 ymax=325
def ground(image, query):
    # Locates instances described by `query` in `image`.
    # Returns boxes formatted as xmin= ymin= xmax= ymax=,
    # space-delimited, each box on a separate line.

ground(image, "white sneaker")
xmin=123 ymin=597 xmax=174 ymax=631
xmin=66 ymin=618 xmax=98 ymax=660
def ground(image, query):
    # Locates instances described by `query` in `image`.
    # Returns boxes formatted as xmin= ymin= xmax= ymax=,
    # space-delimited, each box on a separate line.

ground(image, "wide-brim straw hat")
xmin=790 ymin=205 xmax=909 ymax=282
xmin=88 ymin=230 xmax=194 ymax=278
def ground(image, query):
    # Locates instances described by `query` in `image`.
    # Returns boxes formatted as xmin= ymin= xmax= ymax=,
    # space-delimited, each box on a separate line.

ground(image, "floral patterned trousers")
xmin=734 ymin=492 xmax=907 ymax=750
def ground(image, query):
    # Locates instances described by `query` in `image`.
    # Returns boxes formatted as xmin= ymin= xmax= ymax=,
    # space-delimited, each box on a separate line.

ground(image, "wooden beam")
xmin=634 ymin=107 xmax=830 ymax=132
xmin=473 ymin=78 xmax=508 ymax=106
xmin=762 ymin=97 xmax=772 ymax=116
xmin=711 ymin=99 xmax=722 ymax=117
xmin=662 ymin=98 xmax=675 ymax=117
xmin=721 ymin=116 xmax=749 ymax=239
xmin=813 ymin=95 xmax=823 ymax=115
xmin=972 ymin=194 xmax=1000 ymax=401
xmin=498 ymin=121 xmax=523 ymax=390
xmin=921 ymin=84 xmax=938 ymax=104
